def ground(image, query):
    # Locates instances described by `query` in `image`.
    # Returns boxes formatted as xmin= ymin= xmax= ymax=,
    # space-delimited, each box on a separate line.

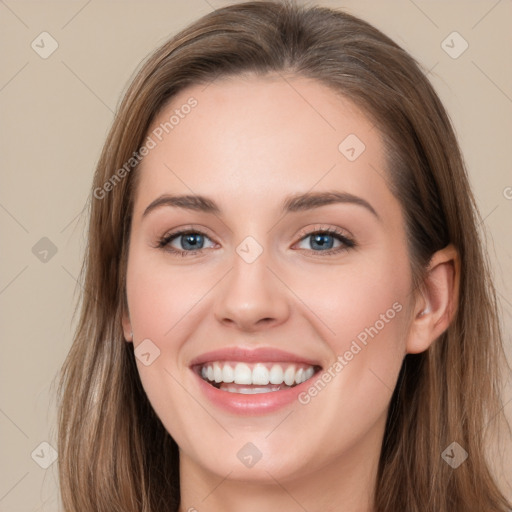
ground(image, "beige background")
xmin=1 ymin=0 xmax=511 ymax=510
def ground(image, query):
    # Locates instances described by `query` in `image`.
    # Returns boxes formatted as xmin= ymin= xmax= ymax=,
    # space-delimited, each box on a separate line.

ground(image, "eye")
xmin=156 ymin=225 xmax=356 ymax=257
xmin=157 ymin=228 xmax=216 ymax=256
xmin=294 ymin=226 xmax=356 ymax=256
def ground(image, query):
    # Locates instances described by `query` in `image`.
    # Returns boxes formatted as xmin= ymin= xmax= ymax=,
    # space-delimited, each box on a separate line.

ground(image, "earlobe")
xmin=406 ymin=244 xmax=460 ymax=354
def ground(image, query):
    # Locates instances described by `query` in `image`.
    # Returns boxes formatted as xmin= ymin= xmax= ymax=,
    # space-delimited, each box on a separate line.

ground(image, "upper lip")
xmin=189 ymin=346 xmax=322 ymax=368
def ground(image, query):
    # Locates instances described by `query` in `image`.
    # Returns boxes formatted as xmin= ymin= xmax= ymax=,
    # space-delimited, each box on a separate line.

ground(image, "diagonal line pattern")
xmin=478 ymin=204 xmax=499 ymax=227
xmin=0 ymin=472 xmax=29 ymax=502
xmin=200 ymin=0 xmax=217 ymax=14
xmin=163 ymin=367 xmax=233 ymax=438
xmin=61 ymin=0 xmax=92 ymax=29
xmin=407 ymin=0 xmax=439 ymax=28
xmin=61 ymin=61 xmax=115 ymax=114
xmin=472 ymin=0 xmax=502 ymax=29
xmin=60 ymin=210 xmax=83 ymax=234
xmin=265 ymin=410 xmax=294 ymax=438
xmin=200 ymin=470 xmax=233 ymax=502
xmin=0 ymin=0 xmax=29 ymax=29
xmin=0 ymin=265 xmax=28 ymax=295
xmin=368 ymin=367 xmax=394 ymax=392
xmin=367 ymin=162 xmax=394 ymax=192
xmin=60 ymin=197 xmax=89 ymax=235
xmin=164 ymin=267 xmax=233 ymax=336
xmin=471 ymin=61 xmax=512 ymax=104
xmin=0 ymin=203 xmax=29 ymax=233
xmin=265 ymin=470 xmax=310 ymax=511
xmin=60 ymin=264 xmax=102 ymax=310
xmin=200 ymin=70 xmax=222 ymax=92
xmin=0 ymin=62 xmax=29 ymax=92
xmin=0 ymin=407 xmax=29 ymax=439
xmin=497 ymin=291 xmax=512 ymax=312
xmin=163 ymin=163 xmax=232 ymax=234
xmin=426 ymin=61 xmax=439 ymax=77
xmin=265 ymin=265 xmax=336 ymax=335
xmin=278 ymin=72 xmax=337 ymax=131
xmin=476 ymin=395 xmax=512 ymax=438
xmin=266 ymin=163 xmax=337 ymax=234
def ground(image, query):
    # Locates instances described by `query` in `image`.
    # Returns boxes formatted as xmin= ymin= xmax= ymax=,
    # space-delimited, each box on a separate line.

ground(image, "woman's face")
xmin=123 ymin=74 xmax=417 ymax=487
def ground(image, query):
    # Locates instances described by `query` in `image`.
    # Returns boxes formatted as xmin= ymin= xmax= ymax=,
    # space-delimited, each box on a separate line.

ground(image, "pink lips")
xmin=189 ymin=346 xmax=322 ymax=416
xmin=189 ymin=346 xmax=321 ymax=367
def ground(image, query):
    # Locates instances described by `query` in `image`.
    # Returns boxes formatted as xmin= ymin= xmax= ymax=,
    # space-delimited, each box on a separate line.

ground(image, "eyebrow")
xmin=142 ymin=191 xmax=380 ymax=220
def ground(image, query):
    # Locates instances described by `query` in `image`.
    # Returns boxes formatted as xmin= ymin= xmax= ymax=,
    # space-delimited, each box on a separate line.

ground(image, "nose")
xmin=213 ymin=247 xmax=290 ymax=332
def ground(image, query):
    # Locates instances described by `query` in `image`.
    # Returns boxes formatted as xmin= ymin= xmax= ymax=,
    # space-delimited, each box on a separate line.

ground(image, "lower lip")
xmin=192 ymin=369 xmax=316 ymax=415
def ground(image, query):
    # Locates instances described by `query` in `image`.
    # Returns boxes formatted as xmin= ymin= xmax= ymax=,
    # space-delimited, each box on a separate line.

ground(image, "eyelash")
xmin=156 ymin=225 xmax=356 ymax=258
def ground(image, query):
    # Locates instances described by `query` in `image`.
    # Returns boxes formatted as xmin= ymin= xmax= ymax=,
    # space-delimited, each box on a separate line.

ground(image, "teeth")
xmin=252 ymin=364 xmax=270 ymax=385
xmin=234 ymin=363 xmax=252 ymax=384
xmin=269 ymin=364 xmax=284 ymax=384
xmin=283 ymin=365 xmax=296 ymax=386
xmin=224 ymin=386 xmax=279 ymax=394
xmin=304 ymin=366 xmax=314 ymax=380
xmin=222 ymin=363 xmax=234 ymax=383
xmin=213 ymin=363 xmax=223 ymax=383
xmin=199 ymin=361 xmax=318 ymax=387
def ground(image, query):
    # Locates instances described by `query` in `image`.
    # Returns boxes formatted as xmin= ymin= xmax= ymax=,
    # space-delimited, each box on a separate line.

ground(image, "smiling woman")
xmin=56 ymin=1 xmax=511 ymax=512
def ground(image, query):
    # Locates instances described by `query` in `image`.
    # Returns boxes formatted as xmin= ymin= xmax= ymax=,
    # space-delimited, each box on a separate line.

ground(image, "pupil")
xmin=183 ymin=233 xmax=203 ymax=250
xmin=312 ymin=234 xmax=333 ymax=250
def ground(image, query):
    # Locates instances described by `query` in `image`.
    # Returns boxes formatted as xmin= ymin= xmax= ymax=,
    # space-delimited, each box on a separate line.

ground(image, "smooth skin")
xmin=122 ymin=73 xmax=459 ymax=512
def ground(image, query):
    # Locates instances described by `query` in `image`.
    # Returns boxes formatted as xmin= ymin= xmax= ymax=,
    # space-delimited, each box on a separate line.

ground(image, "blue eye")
xmin=157 ymin=227 xmax=355 ymax=257
xmin=158 ymin=231 xmax=215 ymax=256
xmin=299 ymin=232 xmax=341 ymax=251
xmin=294 ymin=228 xmax=355 ymax=255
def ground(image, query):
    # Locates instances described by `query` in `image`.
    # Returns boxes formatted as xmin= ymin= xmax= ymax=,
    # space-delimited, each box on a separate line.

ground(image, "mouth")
xmin=189 ymin=347 xmax=324 ymax=413
xmin=192 ymin=361 xmax=323 ymax=394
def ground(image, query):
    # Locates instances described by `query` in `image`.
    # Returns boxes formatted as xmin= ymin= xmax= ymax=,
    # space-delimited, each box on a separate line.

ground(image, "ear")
xmin=121 ymin=305 xmax=133 ymax=343
xmin=406 ymin=243 xmax=460 ymax=354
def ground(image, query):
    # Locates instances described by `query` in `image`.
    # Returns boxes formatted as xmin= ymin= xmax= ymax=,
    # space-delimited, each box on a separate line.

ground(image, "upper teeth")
xmin=200 ymin=362 xmax=316 ymax=386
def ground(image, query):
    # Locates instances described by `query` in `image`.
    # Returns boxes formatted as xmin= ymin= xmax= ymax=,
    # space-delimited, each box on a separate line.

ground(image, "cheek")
xmin=126 ymin=253 xmax=210 ymax=339
xmin=124 ymin=253 xmax=206 ymax=444
xmin=292 ymin=251 xmax=410 ymax=417
xmin=295 ymin=255 xmax=410 ymax=356
xmin=286 ymin=267 xmax=409 ymax=467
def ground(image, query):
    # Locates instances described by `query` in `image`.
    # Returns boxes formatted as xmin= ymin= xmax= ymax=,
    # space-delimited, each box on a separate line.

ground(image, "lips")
xmin=189 ymin=347 xmax=323 ymax=414
xmin=189 ymin=346 xmax=322 ymax=367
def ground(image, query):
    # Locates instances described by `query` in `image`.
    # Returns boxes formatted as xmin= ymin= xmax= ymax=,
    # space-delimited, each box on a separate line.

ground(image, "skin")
xmin=122 ymin=74 xmax=458 ymax=512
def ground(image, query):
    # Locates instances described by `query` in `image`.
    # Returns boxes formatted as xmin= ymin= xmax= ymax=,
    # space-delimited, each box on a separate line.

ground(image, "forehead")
xmin=133 ymin=74 xmax=396 ymax=222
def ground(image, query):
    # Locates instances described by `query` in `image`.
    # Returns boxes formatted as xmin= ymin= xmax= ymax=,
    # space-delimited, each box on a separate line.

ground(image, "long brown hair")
xmin=56 ymin=1 xmax=511 ymax=510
